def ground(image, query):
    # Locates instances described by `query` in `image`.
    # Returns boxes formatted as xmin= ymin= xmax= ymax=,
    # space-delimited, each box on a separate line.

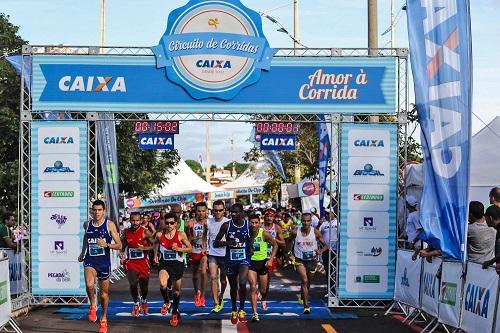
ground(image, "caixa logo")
xmin=44 ymin=136 xmax=74 ymax=144
xmin=354 ymin=139 xmax=384 ymax=147
xmin=464 ymin=283 xmax=490 ymax=318
xmin=59 ymin=76 xmax=126 ymax=92
xmin=196 ymin=59 xmax=231 ymax=68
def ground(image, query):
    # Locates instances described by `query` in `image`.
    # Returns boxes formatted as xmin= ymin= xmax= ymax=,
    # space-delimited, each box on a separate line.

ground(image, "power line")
xmin=259 ymin=11 xmax=309 ymax=49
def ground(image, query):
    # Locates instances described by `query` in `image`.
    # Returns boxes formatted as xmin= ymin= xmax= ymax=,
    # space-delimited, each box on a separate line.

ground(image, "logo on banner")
xmin=50 ymin=214 xmax=68 ymax=228
xmin=54 ymin=241 xmax=64 ymax=251
xmin=439 ymin=282 xmax=457 ymax=306
xmin=353 ymin=163 xmax=384 ymax=176
xmin=353 ymin=194 xmax=384 ymax=201
xmin=364 ymin=217 xmax=374 ymax=226
xmin=464 ymin=283 xmax=490 ymax=318
xmin=354 ymin=139 xmax=384 ymax=147
xmin=355 ymin=274 xmax=380 ymax=284
xmin=44 ymin=191 xmax=74 ymax=198
xmin=423 ymin=272 xmax=437 ymax=298
xmin=355 ymin=247 xmax=382 ymax=257
xmin=47 ymin=269 xmax=71 ymax=283
xmin=260 ymin=134 xmax=297 ymax=151
xmin=58 ymin=76 xmax=126 ymax=92
xmin=138 ymin=134 xmax=174 ymax=150
xmin=401 ymin=268 xmax=410 ymax=287
xmin=44 ymin=161 xmax=74 ymax=173
xmin=43 ymin=136 xmax=74 ymax=144
xmin=151 ymin=0 xmax=276 ymax=100
xmin=0 ymin=281 xmax=7 ymax=305
xmin=302 ymin=182 xmax=316 ymax=196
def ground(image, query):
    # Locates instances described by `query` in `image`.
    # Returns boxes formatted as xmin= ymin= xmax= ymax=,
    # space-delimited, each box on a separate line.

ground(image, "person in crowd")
xmin=319 ymin=207 xmax=338 ymax=297
xmin=186 ymin=202 xmax=209 ymax=307
xmin=484 ymin=205 xmax=500 ymax=255
xmin=154 ymin=212 xmax=192 ymax=327
xmin=120 ymin=212 xmax=155 ymax=316
xmin=291 ymin=210 xmax=326 ymax=314
xmin=214 ymin=203 xmax=253 ymax=324
xmin=141 ymin=212 xmax=156 ymax=235
xmin=490 ymin=187 xmax=500 ymax=207
xmin=467 ymin=201 xmax=496 ymax=264
xmin=279 ymin=212 xmax=293 ymax=267
xmin=309 ymin=207 xmax=320 ymax=229
xmin=404 ymin=195 xmax=423 ymax=259
xmin=78 ymin=200 xmax=122 ymax=333
xmin=248 ymin=213 xmax=278 ymax=322
xmin=0 ymin=212 xmax=17 ymax=251
xmin=261 ymin=208 xmax=284 ymax=308
xmin=123 ymin=207 xmax=131 ymax=222
xmin=207 ymin=200 xmax=230 ymax=313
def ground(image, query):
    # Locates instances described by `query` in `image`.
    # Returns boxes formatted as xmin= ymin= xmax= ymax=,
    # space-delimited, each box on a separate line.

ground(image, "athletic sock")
xmin=172 ymin=294 xmax=180 ymax=313
xmin=160 ymin=287 xmax=170 ymax=303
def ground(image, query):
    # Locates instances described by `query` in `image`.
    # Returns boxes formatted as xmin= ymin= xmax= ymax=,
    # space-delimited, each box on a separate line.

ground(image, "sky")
xmin=2 ymin=0 xmax=499 ymax=166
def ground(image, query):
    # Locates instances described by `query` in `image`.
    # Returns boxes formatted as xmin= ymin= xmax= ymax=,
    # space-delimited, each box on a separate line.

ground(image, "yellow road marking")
xmin=321 ymin=323 xmax=338 ymax=333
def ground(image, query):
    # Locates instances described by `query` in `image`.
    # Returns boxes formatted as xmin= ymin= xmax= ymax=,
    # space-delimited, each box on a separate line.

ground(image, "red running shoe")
xmin=170 ymin=311 xmax=180 ymax=327
xmin=98 ymin=320 xmax=108 ymax=333
xmin=194 ymin=292 xmax=201 ymax=306
xmin=230 ymin=311 xmax=238 ymax=325
xmin=140 ymin=302 xmax=148 ymax=315
xmin=199 ymin=297 xmax=206 ymax=307
xmin=238 ymin=310 xmax=247 ymax=323
xmin=88 ymin=306 xmax=97 ymax=322
xmin=131 ymin=304 xmax=140 ymax=317
xmin=161 ymin=302 xmax=171 ymax=315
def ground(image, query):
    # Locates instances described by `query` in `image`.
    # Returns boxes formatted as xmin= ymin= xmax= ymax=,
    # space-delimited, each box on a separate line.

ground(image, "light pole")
xmin=100 ymin=0 xmax=106 ymax=48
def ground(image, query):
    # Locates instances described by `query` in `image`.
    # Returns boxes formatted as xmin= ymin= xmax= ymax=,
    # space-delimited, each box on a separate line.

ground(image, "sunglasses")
xmin=166 ymin=221 xmax=176 ymax=225
xmin=213 ymin=209 xmax=224 ymax=212
xmin=250 ymin=221 xmax=260 ymax=224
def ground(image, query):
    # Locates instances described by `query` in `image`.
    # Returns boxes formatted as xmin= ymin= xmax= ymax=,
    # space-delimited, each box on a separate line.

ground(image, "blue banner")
xmin=138 ymin=133 xmax=175 ymax=150
xmin=260 ymin=134 xmax=296 ymax=151
xmin=316 ymin=115 xmax=330 ymax=218
xmin=407 ymin=0 xmax=472 ymax=261
xmin=141 ymin=194 xmax=196 ymax=207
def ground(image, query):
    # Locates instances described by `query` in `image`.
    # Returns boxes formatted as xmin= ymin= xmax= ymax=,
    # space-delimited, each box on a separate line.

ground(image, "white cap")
xmin=406 ymin=195 xmax=418 ymax=208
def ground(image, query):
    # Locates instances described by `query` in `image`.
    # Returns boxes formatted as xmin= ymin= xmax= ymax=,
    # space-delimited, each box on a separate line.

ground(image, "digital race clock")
xmin=133 ymin=121 xmax=179 ymax=134
xmin=255 ymin=122 xmax=300 ymax=135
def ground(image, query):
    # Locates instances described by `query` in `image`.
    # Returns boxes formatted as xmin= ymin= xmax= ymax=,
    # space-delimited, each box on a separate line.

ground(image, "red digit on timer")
xmin=286 ymin=123 xmax=292 ymax=133
xmin=134 ymin=122 xmax=142 ymax=132
xmin=141 ymin=122 xmax=148 ymax=132
xmin=263 ymin=122 xmax=270 ymax=133
xmin=271 ymin=122 xmax=278 ymax=133
xmin=171 ymin=122 xmax=178 ymax=133
xmin=256 ymin=122 xmax=262 ymax=133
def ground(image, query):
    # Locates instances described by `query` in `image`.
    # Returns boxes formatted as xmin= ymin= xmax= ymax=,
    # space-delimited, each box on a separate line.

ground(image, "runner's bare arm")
xmin=78 ymin=232 xmax=88 ymax=262
xmin=264 ymin=230 xmax=278 ymax=264
xmin=153 ymin=232 xmax=161 ymax=263
xmin=274 ymin=225 xmax=286 ymax=247
xmin=314 ymin=228 xmax=327 ymax=254
xmin=175 ymin=231 xmax=193 ymax=253
xmin=139 ymin=229 xmax=155 ymax=251
xmin=107 ymin=220 xmax=122 ymax=250
xmin=214 ymin=222 xmax=231 ymax=247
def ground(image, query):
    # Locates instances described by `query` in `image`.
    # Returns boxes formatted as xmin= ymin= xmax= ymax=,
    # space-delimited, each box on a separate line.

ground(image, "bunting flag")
xmin=97 ymin=113 xmax=120 ymax=226
xmin=407 ymin=0 xmax=472 ymax=261
xmin=249 ymin=128 xmax=287 ymax=181
xmin=316 ymin=115 xmax=330 ymax=218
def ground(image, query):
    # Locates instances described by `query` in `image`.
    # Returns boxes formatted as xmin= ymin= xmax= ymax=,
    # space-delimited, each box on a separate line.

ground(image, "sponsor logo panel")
xmin=38 ymin=262 xmax=80 ymax=290
xmin=38 ymin=208 xmax=80 ymax=235
xmin=346 ymin=238 xmax=388 ymax=266
xmin=347 ymin=129 xmax=390 ymax=157
xmin=38 ymin=126 xmax=80 ymax=154
xmin=347 ymin=211 xmax=389 ymax=238
xmin=347 ymin=156 xmax=390 ymax=184
xmin=38 ymin=235 xmax=80 ymax=262
xmin=347 ymin=184 xmax=390 ymax=211
xmin=345 ymin=265 xmax=388 ymax=293
xmin=38 ymin=154 xmax=80 ymax=181
xmin=38 ymin=181 xmax=80 ymax=207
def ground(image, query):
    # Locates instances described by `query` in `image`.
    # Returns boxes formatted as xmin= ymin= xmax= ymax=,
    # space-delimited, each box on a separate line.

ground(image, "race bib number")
xmin=128 ymin=248 xmax=144 ymax=260
xmin=89 ymin=244 xmax=105 ymax=257
xmin=302 ymin=251 xmax=314 ymax=260
xmin=162 ymin=249 xmax=177 ymax=261
xmin=230 ymin=248 xmax=246 ymax=261
xmin=282 ymin=230 xmax=289 ymax=238
xmin=194 ymin=241 xmax=203 ymax=249
xmin=253 ymin=243 xmax=261 ymax=252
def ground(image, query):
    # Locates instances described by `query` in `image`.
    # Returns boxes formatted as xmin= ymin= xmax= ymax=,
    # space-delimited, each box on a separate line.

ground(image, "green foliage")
xmin=223 ymin=161 xmax=249 ymax=176
xmin=185 ymin=159 xmax=204 ymax=177
xmin=112 ymin=121 xmax=180 ymax=198
xmin=0 ymin=14 xmax=26 ymax=213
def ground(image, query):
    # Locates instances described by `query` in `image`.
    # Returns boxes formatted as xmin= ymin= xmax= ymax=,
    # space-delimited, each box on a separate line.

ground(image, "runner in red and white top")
xmin=186 ymin=202 xmax=209 ymax=307
xmin=154 ymin=212 xmax=191 ymax=327
xmin=119 ymin=211 xmax=155 ymax=317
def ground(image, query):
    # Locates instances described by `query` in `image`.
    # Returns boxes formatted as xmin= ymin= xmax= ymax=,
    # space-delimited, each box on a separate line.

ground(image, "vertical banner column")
xmin=338 ymin=123 xmax=397 ymax=299
xmin=31 ymin=121 xmax=87 ymax=295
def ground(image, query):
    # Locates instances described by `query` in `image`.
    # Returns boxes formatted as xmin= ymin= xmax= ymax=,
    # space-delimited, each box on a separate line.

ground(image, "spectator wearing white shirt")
xmin=319 ymin=208 xmax=338 ymax=297
xmin=405 ymin=195 xmax=422 ymax=249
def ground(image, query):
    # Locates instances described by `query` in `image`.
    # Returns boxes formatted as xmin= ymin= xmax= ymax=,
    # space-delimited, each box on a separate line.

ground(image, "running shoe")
xmin=211 ymin=304 xmax=219 ymax=313
xmin=131 ymin=304 xmax=140 ymax=317
xmin=199 ymin=297 xmax=206 ymax=307
xmin=238 ymin=310 xmax=247 ymax=323
xmin=170 ymin=311 xmax=180 ymax=327
xmin=230 ymin=311 xmax=238 ymax=325
xmin=161 ymin=302 xmax=171 ymax=315
xmin=219 ymin=298 xmax=225 ymax=309
xmin=303 ymin=306 xmax=311 ymax=315
xmin=261 ymin=300 xmax=268 ymax=311
xmin=194 ymin=292 xmax=201 ymax=306
xmin=140 ymin=302 xmax=148 ymax=315
xmin=297 ymin=295 xmax=304 ymax=305
xmin=88 ymin=306 xmax=97 ymax=322
xmin=98 ymin=320 xmax=108 ymax=333
xmin=252 ymin=313 xmax=260 ymax=322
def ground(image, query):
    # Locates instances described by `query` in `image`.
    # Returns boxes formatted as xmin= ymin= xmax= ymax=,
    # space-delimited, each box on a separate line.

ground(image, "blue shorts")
xmin=225 ymin=259 xmax=251 ymax=275
xmin=84 ymin=262 xmax=111 ymax=281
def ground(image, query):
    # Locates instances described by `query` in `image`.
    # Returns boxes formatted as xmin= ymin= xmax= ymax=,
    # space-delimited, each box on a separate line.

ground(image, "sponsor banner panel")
xmin=140 ymin=194 xmax=197 ymax=207
xmin=421 ymin=257 xmax=442 ymax=317
xmin=259 ymin=134 xmax=296 ymax=151
xmin=31 ymin=121 xmax=87 ymax=296
xmin=0 ymin=258 xmax=11 ymax=327
xmin=461 ymin=262 xmax=498 ymax=333
xmin=338 ymin=123 xmax=397 ymax=299
xmin=3 ymin=249 xmax=25 ymax=296
xmin=209 ymin=191 xmax=235 ymax=201
xmin=438 ymin=260 xmax=463 ymax=328
xmin=394 ymin=250 xmax=422 ymax=308
xmin=235 ymin=187 xmax=264 ymax=196
xmin=138 ymin=133 xmax=174 ymax=150
xmin=298 ymin=180 xmax=319 ymax=197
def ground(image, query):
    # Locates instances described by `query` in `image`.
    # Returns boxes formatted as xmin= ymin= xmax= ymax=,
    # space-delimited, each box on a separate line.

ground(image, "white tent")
xmin=469 ymin=116 xmax=500 ymax=204
xmin=152 ymin=158 xmax=222 ymax=197
xmin=221 ymin=160 xmax=270 ymax=195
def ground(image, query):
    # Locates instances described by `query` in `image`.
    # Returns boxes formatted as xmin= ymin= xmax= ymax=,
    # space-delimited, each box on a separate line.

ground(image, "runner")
xmin=214 ymin=203 xmax=253 ymax=324
xmin=119 ymin=212 xmax=154 ymax=317
xmin=261 ymin=208 xmax=285 ymax=309
xmin=154 ymin=212 xmax=192 ymax=327
xmin=78 ymin=200 xmax=122 ymax=333
xmin=279 ymin=212 xmax=294 ymax=266
xmin=186 ymin=201 xmax=209 ymax=306
xmin=290 ymin=211 xmax=327 ymax=314
xmin=141 ymin=212 xmax=156 ymax=235
xmin=207 ymin=200 xmax=230 ymax=313
xmin=248 ymin=213 xmax=278 ymax=322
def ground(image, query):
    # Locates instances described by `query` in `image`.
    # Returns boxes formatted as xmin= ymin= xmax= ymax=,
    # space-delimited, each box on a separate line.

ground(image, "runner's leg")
xmin=159 ymin=269 xmax=171 ymax=304
xmin=172 ymin=278 xmax=182 ymax=313
xmin=127 ymin=270 xmax=140 ymax=303
xmin=209 ymin=261 xmax=220 ymax=306
xmin=237 ymin=265 xmax=249 ymax=311
xmin=84 ymin=267 xmax=98 ymax=308
xmin=139 ymin=278 xmax=149 ymax=302
xmin=199 ymin=255 xmax=208 ymax=301
xmin=98 ymin=279 xmax=110 ymax=322
xmin=227 ymin=272 xmax=238 ymax=311
xmin=248 ymin=269 xmax=258 ymax=315
xmin=296 ymin=265 xmax=309 ymax=307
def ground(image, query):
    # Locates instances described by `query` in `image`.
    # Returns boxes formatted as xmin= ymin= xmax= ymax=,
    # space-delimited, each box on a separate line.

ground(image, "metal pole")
xmin=205 ymin=121 xmax=211 ymax=182
xmin=390 ymin=0 xmax=395 ymax=49
xmin=100 ymin=0 xmax=106 ymax=48
xmin=368 ymin=0 xmax=379 ymax=122
xmin=293 ymin=0 xmax=299 ymax=54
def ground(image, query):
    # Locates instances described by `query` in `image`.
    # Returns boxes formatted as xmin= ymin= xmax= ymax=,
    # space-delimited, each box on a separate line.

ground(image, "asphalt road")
xmin=16 ymin=264 xmax=415 ymax=333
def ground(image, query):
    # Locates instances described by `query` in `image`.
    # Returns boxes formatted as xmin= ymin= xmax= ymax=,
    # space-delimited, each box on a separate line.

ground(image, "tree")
xmin=0 ymin=14 xmax=26 ymax=213
xmin=223 ymin=161 xmax=249 ymax=176
xmin=185 ymin=159 xmax=204 ymax=178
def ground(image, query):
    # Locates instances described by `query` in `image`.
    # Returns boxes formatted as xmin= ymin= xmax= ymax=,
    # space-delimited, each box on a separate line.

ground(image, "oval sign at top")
xmin=152 ymin=0 xmax=276 ymax=100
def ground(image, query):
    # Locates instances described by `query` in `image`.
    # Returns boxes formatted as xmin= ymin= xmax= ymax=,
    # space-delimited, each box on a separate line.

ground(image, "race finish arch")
xmin=18 ymin=0 xmax=408 ymax=308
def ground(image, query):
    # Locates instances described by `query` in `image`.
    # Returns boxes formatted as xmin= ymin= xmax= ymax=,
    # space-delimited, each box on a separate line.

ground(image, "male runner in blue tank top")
xmin=78 ymin=200 xmax=122 ymax=333
xmin=214 ymin=203 xmax=254 ymax=324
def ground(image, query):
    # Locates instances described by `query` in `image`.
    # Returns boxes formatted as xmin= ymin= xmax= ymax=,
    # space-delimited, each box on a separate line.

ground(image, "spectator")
xmin=490 ymin=187 xmax=500 ymax=207
xmin=309 ymin=207 xmax=320 ymax=229
xmin=319 ymin=208 xmax=338 ymax=297
xmin=123 ymin=207 xmax=131 ymax=221
xmin=484 ymin=205 xmax=500 ymax=255
xmin=405 ymin=195 xmax=423 ymax=249
xmin=1 ymin=212 xmax=17 ymax=251
xmin=467 ymin=201 xmax=496 ymax=264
